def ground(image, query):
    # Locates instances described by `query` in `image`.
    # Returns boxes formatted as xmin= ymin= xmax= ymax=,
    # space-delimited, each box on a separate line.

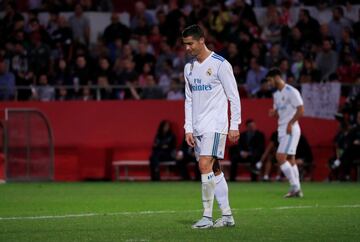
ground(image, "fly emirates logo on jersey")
xmin=190 ymin=78 xmax=212 ymax=92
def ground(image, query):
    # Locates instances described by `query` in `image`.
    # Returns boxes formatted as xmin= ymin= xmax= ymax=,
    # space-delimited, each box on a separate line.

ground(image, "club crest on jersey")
xmin=206 ymin=68 xmax=212 ymax=76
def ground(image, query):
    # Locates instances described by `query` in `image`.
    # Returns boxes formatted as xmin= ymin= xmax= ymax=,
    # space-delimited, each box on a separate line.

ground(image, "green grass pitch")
xmin=0 ymin=182 xmax=360 ymax=242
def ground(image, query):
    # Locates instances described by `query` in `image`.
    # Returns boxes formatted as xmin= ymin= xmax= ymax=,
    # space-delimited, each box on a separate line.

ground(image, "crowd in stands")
xmin=0 ymin=0 xmax=359 ymax=102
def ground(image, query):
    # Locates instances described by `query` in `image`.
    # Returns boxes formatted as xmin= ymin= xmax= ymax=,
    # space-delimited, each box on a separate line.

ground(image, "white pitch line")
xmin=0 ymin=204 xmax=359 ymax=221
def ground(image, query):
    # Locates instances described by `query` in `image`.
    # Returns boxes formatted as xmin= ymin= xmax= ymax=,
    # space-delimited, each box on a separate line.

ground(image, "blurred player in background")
xmin=266 ymin=68 xmax=304 ymax=198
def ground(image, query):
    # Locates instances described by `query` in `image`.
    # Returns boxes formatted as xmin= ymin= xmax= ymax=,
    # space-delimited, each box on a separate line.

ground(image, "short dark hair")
xmin=266 ymin=68 xmax=282 ymax=79
xmin=245 ymin=119 xmax=254 ymax=125
xmin=182 ymin=25 xmax=204 ymax=40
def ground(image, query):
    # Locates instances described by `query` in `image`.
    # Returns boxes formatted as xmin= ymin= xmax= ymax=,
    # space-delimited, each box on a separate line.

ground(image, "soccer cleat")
xmin=191 ymin=216 xmax=213 ymax=229
xmin=213 ymin=215 xmax=235 ymax=228
xmin=284 ymin=189 xmax=304 ymax=198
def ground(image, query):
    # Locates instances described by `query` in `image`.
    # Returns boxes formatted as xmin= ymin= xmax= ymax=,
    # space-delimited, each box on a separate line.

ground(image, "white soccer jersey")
xmin=273 ymin=84 xmax=304 ymax=136
xmin=184 ymin=52 xmax=241 ymax=136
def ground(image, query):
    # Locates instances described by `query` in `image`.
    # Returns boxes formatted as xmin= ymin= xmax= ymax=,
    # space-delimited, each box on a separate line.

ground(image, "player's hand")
xmin=269 ymin=109 xmax=277 ymax=117
xmin=286 ymin=123 xmax=292 ymax=134
xmin=228 ymin=130 xmax=239 ymax=144
xmin=185 ymin=133 xmax=195 ymax=147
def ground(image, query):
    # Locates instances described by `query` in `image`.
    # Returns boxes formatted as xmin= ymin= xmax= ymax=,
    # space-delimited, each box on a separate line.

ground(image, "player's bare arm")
xmin=287 ymin=105 xmax=304 ymax=134
xmin=269 ymin=108 xmax=278 ymax=118
xmin=185 ymin=133 xmax=195 ymax=147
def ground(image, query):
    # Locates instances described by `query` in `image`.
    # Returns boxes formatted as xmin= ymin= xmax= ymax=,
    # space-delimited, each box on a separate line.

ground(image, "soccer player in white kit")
xmin=266 ymin=68 xmax=304 ymax=198
xmin=182 ymin=25 xmax=241 ymax=229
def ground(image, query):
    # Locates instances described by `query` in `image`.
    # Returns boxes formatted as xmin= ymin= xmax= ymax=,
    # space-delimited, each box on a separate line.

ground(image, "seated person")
xmin=295 ymin=134 xmax=313 ymax=180
xmin=328 ymin=114 xmax=351 ymax=181
xmin=149 ymin=120 xmax=176 ymax=181
xmin=257 ymin=131 xmax=281 ymax=181
xmin=175 ymin=137 xmax=200 ymax=181
xmin=229 ymin=119 xmax=265 ymax=181
xmin=339 ymin=111 xmax=360 ymax=181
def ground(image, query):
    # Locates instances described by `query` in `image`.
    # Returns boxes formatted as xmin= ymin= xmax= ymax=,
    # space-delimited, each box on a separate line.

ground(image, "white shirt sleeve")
xmin=218 ymin=61 xmax=242 ymax=130
xmin=184 ymin=70 xmax=193 ymax=133
xmin=290 ymin=88 xmax=303 ymax=108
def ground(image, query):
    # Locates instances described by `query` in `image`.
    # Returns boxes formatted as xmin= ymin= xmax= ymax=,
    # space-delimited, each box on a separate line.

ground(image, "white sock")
xmin=214 ymin=172 xmax=232 ymax=216
xmin=280 ymin=161 xmax=298 ymax=190
xmin=292 ymin=164 xmax=301 ymax=190
xmin=201 ymin=172 xmax=215 ymax=218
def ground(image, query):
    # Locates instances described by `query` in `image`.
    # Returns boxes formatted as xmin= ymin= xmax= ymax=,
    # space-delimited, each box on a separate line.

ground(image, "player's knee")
xmin=198 ymin=157 xmax=214 ymax=174
xmin=276 ymin=153 xmax=287 ymax=164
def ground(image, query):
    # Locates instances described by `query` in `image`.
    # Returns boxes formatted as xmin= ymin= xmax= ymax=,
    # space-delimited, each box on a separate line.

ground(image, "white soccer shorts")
xmin=277 ymin=125 xmax=300 ymax=155
xmin=194 ymin=132 xmax=227 ymax=161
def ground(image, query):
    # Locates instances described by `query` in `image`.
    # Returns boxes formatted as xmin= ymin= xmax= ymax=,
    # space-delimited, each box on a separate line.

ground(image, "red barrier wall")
xmin=0 ymin=100 xmax=338 ymax=181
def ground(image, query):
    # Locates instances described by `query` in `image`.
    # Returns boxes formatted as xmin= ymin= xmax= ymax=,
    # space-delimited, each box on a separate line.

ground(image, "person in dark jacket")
xmin=149 ymin=120 xmax=176 ymax=181
xmin=229 ymin=119 xmax=265 ymax=181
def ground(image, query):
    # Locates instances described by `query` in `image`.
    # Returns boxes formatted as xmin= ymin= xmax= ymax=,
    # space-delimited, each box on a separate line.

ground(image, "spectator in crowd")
xmin=0 ymin=59 xmax=15 ymax=100
xmin=176 ymin=136 xmax=200 ymax=181
xmin=264 ymin=43 xmax=288 ymax=69
xmin=284 ymin=26 xmax=307 ymax=56
xmin=54 ymin=58 xmax=73 ymax=86
xmin=96 ymin=75 xmax=113 ymax=100
xmin=32 ymin=73 xmax=55 ymax=101
xmin=51 ymin=15 xmax=73 ymax=61
xmin=68 ymin=3 xmax=90 ymax=46
xmin=167 ymin=77 xmax=184 ymax=100
xmin=157 ymin=59 xmax=173 ymax=94
xmin=278 ymin=58 xmax=292 ymax=82
xmin=140 ymin=74 xmax=163 ymax=100
xmin=163 ymin=0 xmax=185 ymax=47
xmin=328 ymin=6 xmax=352 ymax=45
xmin=103 ymin=12 xmax=130 ymax=46
xmin=155 ymin=41 xmax=176 ymax=77
xmin=80 ymin=86 xmax=94 ymax=101
xmin=299 ymin=56 xmax=321 ymax=83
xmin=229 ymin=119 xmax=265 ymax=181
xmin=149 ymin=120 xmax=176 ymax=181
xmin=223 ymin=41 xmax=244 ymax=84
xmin=1 ymin=2 xmax=24 ymax=40
xmin=337 ymin=27 xmax=358 ymax=63
xmin=28 ymin=31 xmax=51 ymax=76
xmin=95 ymin=57 xmax=115 ymax=84
xmin=318 ymin=23 xmax=335 ymax=47
xmin=295 ymin=8 xmax=320 ymax=45
xmin=46 ymin=9 xmax=60 ymax=37
xmin=137 ymin=62 xmax=153 ymax=88
xmin=95 ymin=0 xmax=113 ymax=12
xmin=130 ymin=1 xmax=155 ymax=32
xmin=256 ymin=78 xmax=273 ymax=98
xmin=245 ymin=57 xmax=268 ymax=97
xmin=314 ymin=0 xmax=332 ymax=25
xmin=134 ymin=42 xmax=156 ymax=74
xmin=56 ymin=86 xmax=71 ymax=101
xmin=207 ymin=3 xmax=230 ymax=40
xmin=337 ymin=54 xmax=360 ymax=85
xmin=71 ymin=55 xmax=92 ymax=96
xmin=290 ymin=50 xmax=304 ymax=82
xmin=261 ymin=9 xmax=282 ymax=44
xmin=353 ymin=8 xmax=360 ymax=43
xmin=315 ymin=38 xmax=338 ymax=81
